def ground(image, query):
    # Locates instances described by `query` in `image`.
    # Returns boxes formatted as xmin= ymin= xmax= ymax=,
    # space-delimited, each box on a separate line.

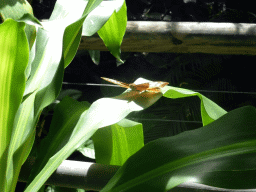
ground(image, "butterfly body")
xmin=101 ymin=77 xmax=168 ymax=93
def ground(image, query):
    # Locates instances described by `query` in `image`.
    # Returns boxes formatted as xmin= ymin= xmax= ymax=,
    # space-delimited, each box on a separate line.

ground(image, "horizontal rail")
xmin=79 ymin=21 xmax=256 ymax=55
xmin=19 ymin=157 xmax=256 ymax=191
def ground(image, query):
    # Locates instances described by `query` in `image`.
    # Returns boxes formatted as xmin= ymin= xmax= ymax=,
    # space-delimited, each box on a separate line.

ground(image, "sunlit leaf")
xmin=97 ymin=0 xmax=127 ymax=61
xmin=92 ymin=118 xmax=144 ymax=166
xmin=0 ymin=19 xmax=29 ymax=192
xmin=0 ymin=0 xmax=33 ymax=21
xmin=102 ymin=106 xmax=256 ymax=192
xmin=162 ymin=86 xmax=227 ymax=125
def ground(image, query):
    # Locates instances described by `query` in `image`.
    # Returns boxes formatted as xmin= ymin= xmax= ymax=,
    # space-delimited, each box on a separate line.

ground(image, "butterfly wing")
xmin=101 ymin=77 xmax=130 ymax=89
xmin=148 ymin=81 xmax=169 ymax=88
xmin=101 ymin=77 xmax=169 ymax=93
xmin=129 ymin=83 xmax=150 ymax=92
xmin=146 ymin=81 xmax=169 ymax=92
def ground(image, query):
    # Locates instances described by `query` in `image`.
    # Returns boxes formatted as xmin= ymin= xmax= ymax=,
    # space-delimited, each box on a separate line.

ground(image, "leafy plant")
xmin=0 ymin=18 xmax=30 ymax=192
xmin=0 ymin=0 xmax=126 ymax=191
xmin=101 ymin=105 xmax=256 ymax=192
xmin=26 ymin=77 xmax=227 ymax=191
xmin=1 ymin=0 xmax=256 ymax=192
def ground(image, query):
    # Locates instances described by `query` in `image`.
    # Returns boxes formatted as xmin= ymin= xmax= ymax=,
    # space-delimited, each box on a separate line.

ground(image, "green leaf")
xmin=24 ymin=0 xmax=103 ymax=117
xmin=162 ymin=86 xmax=227 ymax=125
xmin=6 ymin=92 xmax=36 ymax=192
xmin=97 ymin=0 xmax=127 ymax=61
xmin=102 ymin=106 xmax=256 ymax=192
xmin=39 ymin=0 xmax=103 ymax=69
xmin=25 ymin=94 xmax=144 ymax=192
xmin=0 ymin=19 xmax=29 ymax=192
xmin=25 ymin=97 xmax=90 ymax=191
xmin=25 ymin=77 xmax=225 ymax=191
xmin=82 ymin=0 xmax=124 ymax=36
xmin=24 ymin=78 xmax=165 ymax=191
xmin=2 ymin=0 xmax=104 ymax=191
xmin=92 ymin=118 xmax=144 ymax=166
xmin=63 ymin=25 xmax=83 ymax=68
xmin=0 ymin=0 xmax=33 ymax=21
xmin=1 ymin=0 xmax=119 ymax=192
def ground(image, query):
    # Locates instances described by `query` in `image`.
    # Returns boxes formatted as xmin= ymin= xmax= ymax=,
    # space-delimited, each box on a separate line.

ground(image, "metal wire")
xmin=62 ymin=81 xmax=255 ymax=124
xmin=62 ymin=82 xmax=256 ymax=95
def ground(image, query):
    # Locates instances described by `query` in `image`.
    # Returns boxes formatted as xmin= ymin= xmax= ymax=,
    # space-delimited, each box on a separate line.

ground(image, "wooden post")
xmin=79 ymin=21 xmax=256 ymax=55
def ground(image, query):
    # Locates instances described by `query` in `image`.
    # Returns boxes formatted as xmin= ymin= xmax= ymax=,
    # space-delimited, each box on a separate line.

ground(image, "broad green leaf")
xmin=49 ymin=0 xmax=103 ymax=68
xmin=97 ymin=0 xmax=127 ymax=61
xmin=0 ymin=5 xmax=39 ymax=192
xmin=92 ymin=118 xmax=144 ymax=166
xmin=23 ymin=0 xmax=102 ymax=117
xmin=23 ymin=25 xmax=63 ymax=115
xmin=63 ymin=25 xmax=83 ymax=68
xmin=25 ymin=77 xmax=225 ymax=191
xmin=24 ymin=78 xmax=166 ymax=191
xmin=102 ymin=106 xmax=256 ymax=192
xmin=82 ymin=0 xmax=125 ymax=36
xmin=0 ymin=19 xmax=29 ymax=192
xmin=162 ymin=86 xmax=227 ymax=125
xmin=17 ymin=13 xmax=42 ymax=28
xmin=0 ymin=0 xmax=33 ymax=21
xmin=0 ymin=0 xmax=123 ymax=192
xmin=25 ymin=95 xmax=144 ymax=192
xmin=24 ymin=25 xmax=37 ymax=80
xmin=11 ymin=48 xmax=64 ymax=191
xmin=2 ymin=0 xmax=103 ymax=191
xmin=83 ymin=0 xmax=104 ymax=17
xmin=0 ymin=0 xmax=41 ymax=79
xmin=25 ymin=97 xmax=90 ymax=191
xmin=6 ymin=92 xmax=37 ymax=192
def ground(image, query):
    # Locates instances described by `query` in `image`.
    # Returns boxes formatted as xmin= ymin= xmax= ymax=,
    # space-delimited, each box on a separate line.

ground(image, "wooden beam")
xmin=79 ymin=21 xmax=256 ymax=55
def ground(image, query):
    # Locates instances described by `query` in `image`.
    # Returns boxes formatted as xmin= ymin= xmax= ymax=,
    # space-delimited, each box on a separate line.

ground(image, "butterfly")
xmin=101 ymin=77 xmax=169 ymax=93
